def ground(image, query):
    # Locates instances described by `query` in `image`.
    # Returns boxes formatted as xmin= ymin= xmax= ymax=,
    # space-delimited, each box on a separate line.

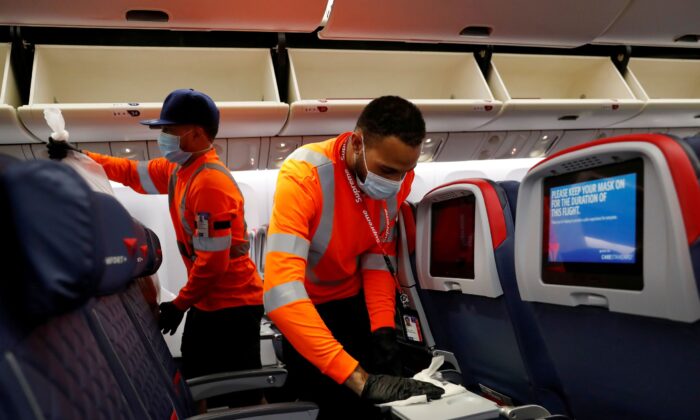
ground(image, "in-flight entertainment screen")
xmin=542 ymin=158 xmax=644 ymax=290
xmin=430 ymin=195 xmax=476 ymax=279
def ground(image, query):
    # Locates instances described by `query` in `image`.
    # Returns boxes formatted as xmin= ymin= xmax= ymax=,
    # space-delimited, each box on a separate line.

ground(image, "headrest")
xmin=141 ymin=226 xmax=163 ymax=277
xmin=683 ymin=135 xmax=700 ymax=163
xmin=498 ymin=181 xmax=520 ymax=224
xmin=399 ymin=202 xmax=416 ymax=255
xmin=427 ymin=178 xmax=508 ymax=249
xmin=515 ymin=134 xmax=700 ymax=322
xmin=0 ymin=156 xmax=161 ymax=319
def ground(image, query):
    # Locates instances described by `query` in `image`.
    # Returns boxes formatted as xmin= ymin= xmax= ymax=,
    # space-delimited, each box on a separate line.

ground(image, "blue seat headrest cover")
xmin=683 ymin=135 xmax=700 ymax=163
xmin=0 ymin=157 xmax=160 ymax=318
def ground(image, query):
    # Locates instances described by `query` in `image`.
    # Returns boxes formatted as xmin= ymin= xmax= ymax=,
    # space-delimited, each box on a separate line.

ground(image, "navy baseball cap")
xmin=140 ymin=88 xmax=220 ymax=136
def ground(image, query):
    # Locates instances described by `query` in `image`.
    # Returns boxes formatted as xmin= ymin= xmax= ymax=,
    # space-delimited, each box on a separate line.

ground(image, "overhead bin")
xmin=280 ymin=49 xmax=501 ymax=136
xmin=18 ymin=45 xmax=289 ymax=143
xmin=320 ymin=0 xmax=628 ymax=48
xmin=0 ymin=0 xmax=327 ymax=32
xmin=594 ymin=0 xmax=700 ymax=48
xmin=480 ymin=54 xmax=644 ymax=131
xmin=612 ymin=58 xmax=700 ymax=128
xmin=0 ymin=44 xmax=37 ymax=144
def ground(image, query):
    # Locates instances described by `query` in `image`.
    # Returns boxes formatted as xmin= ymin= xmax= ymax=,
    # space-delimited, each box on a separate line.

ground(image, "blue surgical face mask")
xmin=158 ymin=131 xmax=192 ymax=165
xmin=355 ymin=136 xmax=403 ymax=200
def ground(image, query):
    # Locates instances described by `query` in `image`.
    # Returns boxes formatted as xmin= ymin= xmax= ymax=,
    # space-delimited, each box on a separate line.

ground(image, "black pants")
xmin=282 ymin=293 xmax=383 ymax=420
xmin=181 ymin=304 xmax=264 ymax=408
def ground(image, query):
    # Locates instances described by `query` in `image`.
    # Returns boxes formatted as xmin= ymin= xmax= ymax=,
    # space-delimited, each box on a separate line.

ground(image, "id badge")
xmin=196 ymin=212 xmax=210 ymax=237
xmin=402 ymin=314 xmax=423 ymax=343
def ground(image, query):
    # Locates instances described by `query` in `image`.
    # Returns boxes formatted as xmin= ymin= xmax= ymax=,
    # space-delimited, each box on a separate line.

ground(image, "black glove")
xmin=158 ymin=301 xmax=185 ymax=335
xmin=47 ymin=138 xmax=82 ymax=160
xmin=369 ymin=327 xmax=402 ymax=375
xmin=361 ymin=374 xmax=445 ymax=404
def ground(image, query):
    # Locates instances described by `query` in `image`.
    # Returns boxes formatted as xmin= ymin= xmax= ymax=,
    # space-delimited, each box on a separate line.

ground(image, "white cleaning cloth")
xmin=378 ymin=355 xmax=467 ymax=407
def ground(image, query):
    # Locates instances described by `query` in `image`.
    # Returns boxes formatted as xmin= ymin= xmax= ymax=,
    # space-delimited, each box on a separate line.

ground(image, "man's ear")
xmin=193 ymin=126 xmax=211 ymax=144
xmin=350 ymin=131 xmax=363 ymax=154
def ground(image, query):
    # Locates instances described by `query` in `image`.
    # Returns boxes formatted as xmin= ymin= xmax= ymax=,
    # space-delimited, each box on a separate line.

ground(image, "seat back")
xmin=0 ymin=309 xmax=137 ymax=420
xmin=514 ymin=134 xmax=700 ymax=419
xmin=120 ymin=278 xmax=196 ymax=412
xmin=0 ymin=156 xmax=148 ymax=419
xmin=86 ymin=293 xmax=185 ymax=419
xmin=413 ymin=178 xmax=569 ymax=413
xmin=0 ymin=155 xmax=319 ymax=420
xmin=393 ymin=203 xmax=439 ymax=375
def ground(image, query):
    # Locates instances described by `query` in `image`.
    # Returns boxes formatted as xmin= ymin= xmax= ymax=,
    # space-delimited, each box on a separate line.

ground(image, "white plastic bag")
xmin=43 ymin=107 xmax=115 ymax=196
xmin=377 ymin=355 xmax=467 ymax=407
xmin=44 ymin=107 xmax=70 ymax=141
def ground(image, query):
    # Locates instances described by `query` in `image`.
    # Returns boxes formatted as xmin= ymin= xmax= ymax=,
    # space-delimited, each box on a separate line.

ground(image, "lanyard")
xmin=340 ymin=138 xmax=410 ymax=309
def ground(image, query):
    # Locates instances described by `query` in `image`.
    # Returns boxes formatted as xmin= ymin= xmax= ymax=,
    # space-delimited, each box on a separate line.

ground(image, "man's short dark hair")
xmin=356 ymin=96 xmax=426 ymax=147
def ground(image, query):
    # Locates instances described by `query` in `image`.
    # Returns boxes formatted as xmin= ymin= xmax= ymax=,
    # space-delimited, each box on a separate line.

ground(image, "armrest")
xmin=187 ymin=401 xmax=319 ymax=420
xmin=186 ymin=367 xmax=287 ymax=401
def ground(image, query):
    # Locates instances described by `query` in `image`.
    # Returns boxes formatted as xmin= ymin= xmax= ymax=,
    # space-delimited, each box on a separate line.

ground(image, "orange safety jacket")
xmin=263 ymin=133 xmax=414 ymax=384
xmin=86 ymin=149 xmax=262 ymax=311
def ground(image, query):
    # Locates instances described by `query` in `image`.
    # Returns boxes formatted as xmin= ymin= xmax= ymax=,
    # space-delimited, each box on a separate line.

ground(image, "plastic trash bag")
xmin=377 ymin=355 xmax=468 ymax=407
xmin=44 ymin=107 xmax=114 ymax=196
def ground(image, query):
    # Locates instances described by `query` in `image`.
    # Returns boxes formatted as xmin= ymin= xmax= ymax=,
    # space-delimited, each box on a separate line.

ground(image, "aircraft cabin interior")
xmin=0 ymin=1 xmax=699 ymax=419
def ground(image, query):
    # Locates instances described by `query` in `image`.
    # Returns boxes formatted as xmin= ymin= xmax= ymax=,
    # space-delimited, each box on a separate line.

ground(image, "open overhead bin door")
xmin=480 ymin=54 xmax=644 ymax=131
xmin=18 ymin=45 xmax=289 ymax=142
xmin=0 ymin=43 xmax=37 ymax=144
xmin=281 ymin=48 xmax=501 ymax=136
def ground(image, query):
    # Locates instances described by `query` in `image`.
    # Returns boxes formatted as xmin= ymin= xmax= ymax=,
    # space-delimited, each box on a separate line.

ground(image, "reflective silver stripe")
xmin=287 ymin=147 xmax=331 ymax=167
xmin=264 ymin=280 xmax=310 ymax=313
xmin=137 ymin=161 xmax=160 ymax=194
xmin=167 ymin=166 xmax=178 ymax=209
xmin=267 ymin=233 xmax=310 ymax=260
xmin=307 ymin=162 xmax=335 ymax=276
xmin=193 ymin=235 xmax=232 ymax=252
xmin=180 ymin=163 xmax=244 ymax=238
xmin=387 ymin=196 xmax=398 ymax=221
xmin=360 ymin=253 xmax=397 ymax=271
xmin=206 ymin=164 xmax=252 ymax=259
xmin=176 ymin=162 xmax=250 ymax=260
xmin=202 ymin=163 xmax=242 ymax=192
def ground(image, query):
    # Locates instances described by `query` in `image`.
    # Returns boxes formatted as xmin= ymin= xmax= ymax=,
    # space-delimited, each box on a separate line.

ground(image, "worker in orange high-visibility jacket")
xmin=47 ymin=89 xmax=264 ymax=409
xmin=264 ymin=96 xmax=444 ymax=418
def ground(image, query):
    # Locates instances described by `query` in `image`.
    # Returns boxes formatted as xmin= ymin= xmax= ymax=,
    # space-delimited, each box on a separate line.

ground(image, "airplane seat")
xmin=414 ymin=178 xmax=570 ymax=414
xmin=0 ymin=155 xmax=161 ymax=317
xmin=682 ymin=134 xmax=700 ymax=161
xmin=87 ymin=292 xmax=186 ymax=419
xmin=680 ymin=135 xmax=700 ymax=284
xmin=141 ymin=226 xmax=163 ymax=278
xmin=514 ymin=134 xmax=700 ymax=419
xmin=120 ymin=276 xmax=197 ymax=413
xmin=393 ymin=202 xmax=438 ymax=376
xmin=0 ymin=156 xmax=319 ymax=419
xmin=256 ymin=224 xmax=268 ymax=276
xmin=498 ymin=181 xmax=520 ymax=224
xmin=0 ymin=156 xmax=147 ymax=418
